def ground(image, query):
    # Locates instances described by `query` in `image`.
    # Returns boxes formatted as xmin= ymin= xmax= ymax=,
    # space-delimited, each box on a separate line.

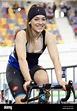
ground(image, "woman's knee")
xmin=34 ymin=70 xmax=49 ymax=85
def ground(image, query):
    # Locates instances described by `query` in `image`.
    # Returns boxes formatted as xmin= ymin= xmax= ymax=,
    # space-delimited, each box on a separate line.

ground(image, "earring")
xmin=29 ymin=22 xmax=31 ymax=24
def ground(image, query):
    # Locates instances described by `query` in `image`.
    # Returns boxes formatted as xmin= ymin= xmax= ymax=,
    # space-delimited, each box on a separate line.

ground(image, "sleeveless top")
xmin=8 ymin=29 xmax=47 ymax=71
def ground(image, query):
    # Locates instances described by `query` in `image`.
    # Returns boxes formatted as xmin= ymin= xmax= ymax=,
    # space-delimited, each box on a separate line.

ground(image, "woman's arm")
xmin=45 ymin=31 xmax=67 ymax=90
xmin=15 ymin=30 xmax=32 ymax=82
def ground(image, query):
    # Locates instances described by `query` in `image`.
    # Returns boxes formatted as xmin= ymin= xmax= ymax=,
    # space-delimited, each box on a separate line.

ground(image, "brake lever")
xmin=67 ymin=80 xmax=77 ymax=100
xmin=61 ymin=84 xmax=70 ymax=102
xmin=21 ymin=81 xmax=35 ymax=102
xmin=60 ymin=80 xmax=75 ymax=102
xmin=27 ymin=81 xmax=35 ymax=99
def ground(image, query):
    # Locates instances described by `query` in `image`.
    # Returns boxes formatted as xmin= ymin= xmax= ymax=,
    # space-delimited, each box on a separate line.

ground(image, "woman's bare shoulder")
xmin=15 ymin=29 xmax=27 ymax=43
xmin=45 ymin=30 xmax=54 ymax=41
xmin=16 ymin=29 xmax=26 ymax=36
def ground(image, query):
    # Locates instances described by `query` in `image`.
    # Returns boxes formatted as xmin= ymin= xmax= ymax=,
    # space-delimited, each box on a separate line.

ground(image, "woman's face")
xmin=30 ymin=15 xmax=46 ymax=33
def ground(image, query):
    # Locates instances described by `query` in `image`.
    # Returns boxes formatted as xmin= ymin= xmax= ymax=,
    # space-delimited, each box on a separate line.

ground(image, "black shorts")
xmin=6 ymin=65 xmax=46 ymax=99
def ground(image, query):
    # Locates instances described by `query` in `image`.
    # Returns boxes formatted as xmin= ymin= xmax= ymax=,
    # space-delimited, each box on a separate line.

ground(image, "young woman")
xmin=6 ymin=4 xmax=67 ymax=104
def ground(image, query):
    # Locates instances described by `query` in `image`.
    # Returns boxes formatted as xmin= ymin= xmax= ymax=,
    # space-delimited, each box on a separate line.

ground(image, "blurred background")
xmin=0 ymin=0 xmax=77 ymax=104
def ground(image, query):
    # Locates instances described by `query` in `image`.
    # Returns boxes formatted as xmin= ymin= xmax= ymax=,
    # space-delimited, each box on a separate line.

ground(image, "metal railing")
xmin=46 ymin=65 xmax=77 ymax=104
xmin=0 ymin=65 xmax=77 ymax=104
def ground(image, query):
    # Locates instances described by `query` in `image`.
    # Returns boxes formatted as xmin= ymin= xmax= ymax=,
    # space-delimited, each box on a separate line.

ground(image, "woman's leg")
xmin=14 ymin=95 xmax=27 ymax=104
xmin=34 ymin=70 xmax=50 ymax=102
xmin=30 ymin=65 xmax=49 ymax=84
xmin=8 ymin=78 xmax=27 ymax=104
xmin=34 ymin=69 xmax=49 ymax=85
xmin=6 ymin=65 xmax=27 ymax=104
xmin=30 ymin=65 xmax=50 ymax=102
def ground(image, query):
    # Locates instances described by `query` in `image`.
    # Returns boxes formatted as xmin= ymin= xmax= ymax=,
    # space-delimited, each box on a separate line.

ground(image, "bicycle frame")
xmin=21 ymin=80 xmax=77 ymax=104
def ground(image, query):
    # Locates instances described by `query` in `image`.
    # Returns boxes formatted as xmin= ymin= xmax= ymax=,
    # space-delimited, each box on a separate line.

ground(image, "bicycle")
xmin=21 ymin=80 xmax=77 ymax=104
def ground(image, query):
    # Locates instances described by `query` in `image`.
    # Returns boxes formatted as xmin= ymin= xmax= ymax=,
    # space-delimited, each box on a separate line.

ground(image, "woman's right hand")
xmin=23 ymin=81 xmax=31 ymax=91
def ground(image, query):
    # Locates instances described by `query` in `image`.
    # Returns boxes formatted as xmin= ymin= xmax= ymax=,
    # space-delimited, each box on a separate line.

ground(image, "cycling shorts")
xmin=6 ymin=65 xmax=46 ymax=99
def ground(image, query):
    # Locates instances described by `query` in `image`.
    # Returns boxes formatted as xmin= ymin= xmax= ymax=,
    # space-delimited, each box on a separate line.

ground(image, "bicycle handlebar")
xmin=61 ymin=80 xmax=77 ymax=102
xmin=21 ymin=80 xmax=77 ymax=103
